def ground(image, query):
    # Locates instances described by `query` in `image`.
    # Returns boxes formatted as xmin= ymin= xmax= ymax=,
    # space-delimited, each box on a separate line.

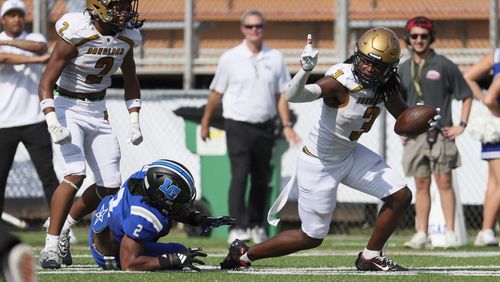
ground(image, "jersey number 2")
xmin=133 ymin=224 xmax=143 ymax=237
xmin=85 ymin=57 xmax=115 ymax=84
xmin=349 ymin=106 xmax=380 ymax=141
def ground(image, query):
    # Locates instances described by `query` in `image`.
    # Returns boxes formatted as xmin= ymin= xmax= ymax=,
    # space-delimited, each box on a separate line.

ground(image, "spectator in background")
xmin=399 ymin=16 xmax=473 ymax=249
xmin=200 ymin=9 xmax=300 ymax=244
xmin=0 ymin=0 xmax=58 ymax=214
xmin=0 ymin=224 xmax=36 ymax=282
xmin=464 ymin=50 xmax=500 ymax=246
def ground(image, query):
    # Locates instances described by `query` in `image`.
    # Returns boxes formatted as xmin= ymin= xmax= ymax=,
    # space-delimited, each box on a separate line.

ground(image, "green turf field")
xmin=14 ymin=226 xmax=500 ymax=281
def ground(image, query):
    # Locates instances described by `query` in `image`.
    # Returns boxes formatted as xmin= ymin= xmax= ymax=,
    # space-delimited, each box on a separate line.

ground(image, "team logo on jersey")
xmin=86 ymin=47 xmax=125 ymax=56
xmin=159 ymin=178 xmax=181 ymax=201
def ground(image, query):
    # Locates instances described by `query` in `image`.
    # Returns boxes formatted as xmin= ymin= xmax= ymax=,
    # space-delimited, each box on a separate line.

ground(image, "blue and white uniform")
xmin=88 ymin=167 xmax=186 ymax=269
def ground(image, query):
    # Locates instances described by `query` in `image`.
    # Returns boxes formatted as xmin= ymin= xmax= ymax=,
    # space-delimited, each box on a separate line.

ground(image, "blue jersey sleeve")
xmin=122 ymin=204 xmax=168 ymax=241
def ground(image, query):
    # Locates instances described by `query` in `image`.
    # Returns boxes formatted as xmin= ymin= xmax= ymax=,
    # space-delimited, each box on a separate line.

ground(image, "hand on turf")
xmin=168 ymin=248 xmax=207 ymax=271
xmin=300 ymin=34 xmax=319 ymax=71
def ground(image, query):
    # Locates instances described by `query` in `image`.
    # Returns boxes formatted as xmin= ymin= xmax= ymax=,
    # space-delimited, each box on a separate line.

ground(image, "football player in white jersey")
xmin=221 ymin=28 xmax=439 ymax=271
xmin=38 ymin=0 xmax=144 ymax=269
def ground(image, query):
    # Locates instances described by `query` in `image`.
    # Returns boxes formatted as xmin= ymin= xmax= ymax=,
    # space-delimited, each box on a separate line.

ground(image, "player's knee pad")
xmin=62 ymin=175 xmax=85 ymax=190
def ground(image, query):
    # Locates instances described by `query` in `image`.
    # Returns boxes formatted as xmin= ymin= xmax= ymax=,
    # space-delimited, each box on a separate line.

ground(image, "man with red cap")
xmin=398 ymin=16 xmax=472 ymax=249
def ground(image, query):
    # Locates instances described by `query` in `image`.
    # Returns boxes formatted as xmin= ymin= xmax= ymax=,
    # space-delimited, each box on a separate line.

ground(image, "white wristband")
xmin=126 ymin=99 xmax=141 ymax=109
xmin=129 ymin=111 xmax=139 ymax=124
xmin=45 ymin=111 xmax=60 ymax=127
xmin=40 ymin=98 xmax=55 ymax=111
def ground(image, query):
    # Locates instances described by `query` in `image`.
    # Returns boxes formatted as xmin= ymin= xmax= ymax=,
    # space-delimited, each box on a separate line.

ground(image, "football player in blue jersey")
xmin=88 ymin=159 xmax=234 ymax=271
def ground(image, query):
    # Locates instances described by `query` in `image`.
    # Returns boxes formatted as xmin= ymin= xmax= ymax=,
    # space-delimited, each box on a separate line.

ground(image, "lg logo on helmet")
xmin=159 ymin=178 xmax=181 ymax=201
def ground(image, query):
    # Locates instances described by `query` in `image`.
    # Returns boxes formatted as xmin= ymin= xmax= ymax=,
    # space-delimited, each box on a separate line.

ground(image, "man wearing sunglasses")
xmin=398 ymin=16 xmax=472 ymax=249
xmin=201 ymin=9 xmax=300 ymax=245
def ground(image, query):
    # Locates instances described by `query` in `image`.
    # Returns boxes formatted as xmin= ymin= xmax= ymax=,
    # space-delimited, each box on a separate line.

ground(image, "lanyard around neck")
xmin=410 ymin=57 xmax=425 ymax=102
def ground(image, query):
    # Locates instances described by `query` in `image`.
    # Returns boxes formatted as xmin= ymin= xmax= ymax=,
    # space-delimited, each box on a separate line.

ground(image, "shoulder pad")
xmin=325 ymin=63 xmax=363 ymax=92
xmin=55 ymin=13 xmax=98 ymax=46
xmin=118 ymin=28 xmax=142 ymax=48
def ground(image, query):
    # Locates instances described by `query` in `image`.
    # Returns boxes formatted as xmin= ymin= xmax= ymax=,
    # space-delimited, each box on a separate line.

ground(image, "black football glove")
xmin=200 ymin=216 xmax=235 ymax=234
xmin=159 ymin=248 xmax=207 ymax=271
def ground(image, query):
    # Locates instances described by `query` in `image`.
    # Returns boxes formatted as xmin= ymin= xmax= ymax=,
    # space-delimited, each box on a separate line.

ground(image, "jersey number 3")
xmin=349 ymin=106 xmax=380 ymax=141
xmin=86 ymin=57 xmax=115 ymax=84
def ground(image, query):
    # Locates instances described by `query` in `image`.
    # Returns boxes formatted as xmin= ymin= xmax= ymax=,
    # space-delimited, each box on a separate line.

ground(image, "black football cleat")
xmin=354 ymin=252 xmax=408 ymax=271
xmin=220 ymin=239 xmax=251 ymax=270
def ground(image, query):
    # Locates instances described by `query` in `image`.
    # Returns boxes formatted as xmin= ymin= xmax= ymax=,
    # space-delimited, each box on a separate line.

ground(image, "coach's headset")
xmin=404 ymin=16 xmax=436 ymax=45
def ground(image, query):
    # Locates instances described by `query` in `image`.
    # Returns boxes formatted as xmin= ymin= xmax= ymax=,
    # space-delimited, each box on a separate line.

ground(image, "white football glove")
xmin=45 ymin=112 xmax=72 ymax=144
xmin=428 ymin=107 xmax=441 ymax=128
xmin=128 ymin=112 xmax=143 ymax=145
xmin=300 ymin=34 xmax=319 ymax=71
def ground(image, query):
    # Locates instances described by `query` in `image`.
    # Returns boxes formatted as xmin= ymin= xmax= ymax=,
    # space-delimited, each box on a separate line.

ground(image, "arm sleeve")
xmin=446 ymin=60 xmax=473 ymax=100
xmin=209 ymin=54 xmax=230 ymax=94
xmin=277 ymin=52 xmax=291 ymax=93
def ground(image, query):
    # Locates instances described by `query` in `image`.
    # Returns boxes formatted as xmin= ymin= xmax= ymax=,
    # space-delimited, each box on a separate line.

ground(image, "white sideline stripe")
xmin=58 ymin=251 xmax=500 ymax=259
xmin=38 ymin=265 xmax=500 ymax=276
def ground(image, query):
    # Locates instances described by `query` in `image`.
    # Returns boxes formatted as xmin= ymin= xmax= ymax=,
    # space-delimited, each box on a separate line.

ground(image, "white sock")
xmin=62 ymin=215 xmax=78 ymax=234
xmin=44 ymin=234 xmax=59 ymax=251
xmin=362 ymin=248 xmax=381 ymax=259
xmin=240 ymin=252 xmax=251 ymax=263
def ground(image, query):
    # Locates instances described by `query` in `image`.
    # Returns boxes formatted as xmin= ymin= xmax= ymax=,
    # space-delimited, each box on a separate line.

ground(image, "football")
xmin=394 ymin=105 xmax=438 ymax=136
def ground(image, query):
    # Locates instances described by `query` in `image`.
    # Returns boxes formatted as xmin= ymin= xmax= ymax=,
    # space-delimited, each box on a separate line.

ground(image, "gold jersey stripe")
xmin=117 ymin=35 xmax=134 ymax=48
xmin=302 ymin=146 xmax=318 ymax=158
xmin=75 ymin=34 xmax=100 ymax=47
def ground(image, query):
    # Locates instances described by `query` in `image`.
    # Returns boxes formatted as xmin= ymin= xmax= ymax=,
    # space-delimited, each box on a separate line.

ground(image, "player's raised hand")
xmin=300 ymin=34 xmax=319 ymax=71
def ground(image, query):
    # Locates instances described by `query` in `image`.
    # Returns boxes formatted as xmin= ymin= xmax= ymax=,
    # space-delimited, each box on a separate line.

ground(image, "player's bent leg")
xmin=367 ymin=187 xmax=411 ymax=250
xmin=220 ymin=229 xmax=322 ymax=269
xmin=41 ymin=175 xmax=84 ymax=269
xmin=357 ymin=187 xmax=411 ymax=272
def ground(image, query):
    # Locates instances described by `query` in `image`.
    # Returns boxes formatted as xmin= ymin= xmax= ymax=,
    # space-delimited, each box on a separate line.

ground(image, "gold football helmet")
xmin=353 ymin=27 xmax=401 ymax=88
xmin=86 ymin=0 xmax=143 ymax=31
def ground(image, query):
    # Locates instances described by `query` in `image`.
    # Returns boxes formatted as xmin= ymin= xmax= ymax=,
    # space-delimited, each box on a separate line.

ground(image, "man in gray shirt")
xmin=398 ymin=16 xmax=472 ymax=249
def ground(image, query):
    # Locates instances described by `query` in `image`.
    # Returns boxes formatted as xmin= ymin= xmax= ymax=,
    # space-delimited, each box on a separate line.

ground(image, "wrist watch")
xmin=459 ymin=121 xmax=467 ymax=128
xmin=283 ymin=122 xmax=293 ymax=128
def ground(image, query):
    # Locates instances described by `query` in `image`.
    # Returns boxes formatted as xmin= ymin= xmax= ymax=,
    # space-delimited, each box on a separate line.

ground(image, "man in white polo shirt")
xmin=0 ymin=0 xmax=58 ymax=214
xmin=201 ymin=9 xmax=300 ymax=244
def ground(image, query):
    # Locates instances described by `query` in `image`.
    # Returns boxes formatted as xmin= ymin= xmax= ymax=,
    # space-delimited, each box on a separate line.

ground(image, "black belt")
xmin=228 ymin=119 xmax=274 ymax=129
xmin=56 ymin=89 xmax=105 ymax=102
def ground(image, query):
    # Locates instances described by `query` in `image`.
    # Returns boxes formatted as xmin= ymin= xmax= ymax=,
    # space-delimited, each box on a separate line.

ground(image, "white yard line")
xmin=38 ymin=265 xmax=500 ymax=276
xmin=54 ymin=250 xmax=500 ymax=259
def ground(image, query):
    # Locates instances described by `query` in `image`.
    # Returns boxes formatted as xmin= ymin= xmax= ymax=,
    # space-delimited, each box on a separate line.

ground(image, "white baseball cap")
xmin=1 ymin=0 xmax=26 ymax=17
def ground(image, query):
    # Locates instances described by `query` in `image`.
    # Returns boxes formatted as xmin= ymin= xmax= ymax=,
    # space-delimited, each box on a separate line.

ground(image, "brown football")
xmin=394 ymin=105 xmax=437 ymax=136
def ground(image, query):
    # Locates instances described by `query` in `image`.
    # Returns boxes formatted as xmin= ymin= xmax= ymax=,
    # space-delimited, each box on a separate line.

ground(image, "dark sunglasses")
xmin=243 ymin=23 xmax=264 ymax=30
xmin=410 ymin=33 xmax=429 ymax=40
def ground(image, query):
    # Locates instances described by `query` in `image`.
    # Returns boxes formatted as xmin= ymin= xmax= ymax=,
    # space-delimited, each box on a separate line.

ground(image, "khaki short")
xmin=402 ymin=132 xmax=461 ymax=177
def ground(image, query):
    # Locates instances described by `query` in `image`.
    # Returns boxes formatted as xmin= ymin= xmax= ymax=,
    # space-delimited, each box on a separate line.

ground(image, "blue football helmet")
xmin=143 ymin=159 xmax=196 ymax=218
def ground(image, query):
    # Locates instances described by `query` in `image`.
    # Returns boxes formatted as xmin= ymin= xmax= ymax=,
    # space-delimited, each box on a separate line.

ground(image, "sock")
xmin=362 ymin=248 xmax=381 ymax=259
xmin=240 ymin=252 xmax=251 ymax=263
xmin=62 ymin=215 xmax=78 ymax=234
xmin=44 ymin=234 xmax=59 ymax=251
